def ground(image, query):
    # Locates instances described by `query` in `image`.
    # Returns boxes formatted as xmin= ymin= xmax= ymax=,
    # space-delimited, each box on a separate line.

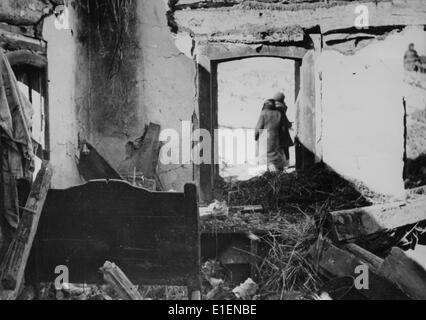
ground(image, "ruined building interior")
xmin=0 ymin=0 xmax=425 ymax=301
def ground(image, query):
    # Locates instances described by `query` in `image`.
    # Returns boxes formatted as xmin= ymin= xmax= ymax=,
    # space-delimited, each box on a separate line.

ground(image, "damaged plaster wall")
xmin=135 ymin=0 xmax=197 ymax=191
xmin=320 ymin=27 xmax=426 ymax=198
xmin=73 ymin=0 xmax=142 ymax=177
xmin=43 ymin=8 xmax=82 ymax=189
xmin=54 ymin=0 xmax=196 ymax=192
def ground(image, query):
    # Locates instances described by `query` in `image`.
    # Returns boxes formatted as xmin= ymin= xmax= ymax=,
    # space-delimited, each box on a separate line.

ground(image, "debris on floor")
xmin=100 ymin=261 xmax=144 ymax=301
xmin=201 ymin=163 xmax=426 ymax=300
xmin=232 ymin=278 xmax=258 ymax=300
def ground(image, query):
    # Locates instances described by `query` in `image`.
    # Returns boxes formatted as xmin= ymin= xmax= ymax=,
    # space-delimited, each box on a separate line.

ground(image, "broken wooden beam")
xmin=0 ymin=162 xmax=53 ymax=300
xmin=310 ymin=238 xmax=409 ymax=300
xmin=0 ymin=28 xmax=46 ymax=55
xmin=379 ymin=247 xmax=426 ymax=300
xmin=343 ymin=243 xmax=383 ymax=273
xmin=100 ymin=261 xmax=143 ymax=300
xmin=230 ymin=205 xmax=263 ymax=214
xmin=329 ymin=198 xmax=426 ymax=242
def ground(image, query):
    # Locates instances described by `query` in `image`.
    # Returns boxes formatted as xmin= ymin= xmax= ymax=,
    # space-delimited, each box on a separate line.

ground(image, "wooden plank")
xmin=310 ymin=238 xmax=409 ymax=300
xmin=329 ymin=198 xmax=426 ymax=242
xmin=0 ymin=23 xmax=36 ymax=38
xmin=0 ymin=29 xmax=46 ymax=55
xmin=6 ymin=50 xmax=47 ymax=69
xmin=344 ymin=243 xmax=383 ymax=273
xmin=379 ymin=247 xmax=426 ymax=300
xmin=230 ymin=205 xmax=263 ymax=214
xmin=100 ymin=261 xmax=143 ymax=300
xmin=0 ymin=162 xmax=52 ymax=300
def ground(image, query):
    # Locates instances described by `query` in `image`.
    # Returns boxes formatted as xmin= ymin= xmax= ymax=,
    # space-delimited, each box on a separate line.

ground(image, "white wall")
xmin=319 ymin=27 xmax=426 ymax=198
xmin=43 ymin=9 xmax=82 ymax=189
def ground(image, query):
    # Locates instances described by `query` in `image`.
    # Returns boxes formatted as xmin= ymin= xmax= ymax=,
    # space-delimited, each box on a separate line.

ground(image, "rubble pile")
xmin=214 ymin=164 xmax=375 ymax=212
xmin=206 ymin=164 xmax=376 ymax=233
xmin=204 ymin=164 xmax=426 ymax=300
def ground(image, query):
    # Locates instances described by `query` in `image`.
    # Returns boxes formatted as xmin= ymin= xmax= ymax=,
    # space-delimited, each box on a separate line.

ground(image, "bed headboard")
xmin=32 ymin=180 xmax=200 ymax=291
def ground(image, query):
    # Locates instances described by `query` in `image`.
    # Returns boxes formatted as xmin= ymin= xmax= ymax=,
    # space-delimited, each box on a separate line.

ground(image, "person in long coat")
xmin=273 ymin=92 xmax=294 ymax=167
xmin=255 ymin=99 xmax=284 ymax=172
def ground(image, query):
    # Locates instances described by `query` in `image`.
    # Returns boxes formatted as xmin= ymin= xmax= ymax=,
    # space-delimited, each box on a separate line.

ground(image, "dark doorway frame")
xmin=195 ymin=43 xmax=311 ymax=203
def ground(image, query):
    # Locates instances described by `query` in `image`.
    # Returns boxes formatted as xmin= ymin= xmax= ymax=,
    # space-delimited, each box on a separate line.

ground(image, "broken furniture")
xmin=32 ymin=180 xmax=201 ymax=299
xmin=312 ymin=194 xmax=426 ymax=300
xmin=100 ymin=261 xmax=144 ymax=300
xmin=0 ymin=162 xmax=53 ymax=300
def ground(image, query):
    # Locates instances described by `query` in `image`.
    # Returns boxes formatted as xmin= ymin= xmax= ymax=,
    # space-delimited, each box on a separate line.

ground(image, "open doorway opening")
xmin=216 ymin=57 xmax=298 ymax=181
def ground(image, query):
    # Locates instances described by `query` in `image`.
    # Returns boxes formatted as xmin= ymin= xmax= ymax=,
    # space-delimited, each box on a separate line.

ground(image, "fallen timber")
xmin=328 ymin=197 xmax=426 ymax=242
xmin=0 ymin=162 xmax=53 ymax=300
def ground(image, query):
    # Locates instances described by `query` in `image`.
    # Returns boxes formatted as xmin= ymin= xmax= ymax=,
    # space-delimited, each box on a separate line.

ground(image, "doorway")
xmin=216 ymin=57 xmax=297 ymax=181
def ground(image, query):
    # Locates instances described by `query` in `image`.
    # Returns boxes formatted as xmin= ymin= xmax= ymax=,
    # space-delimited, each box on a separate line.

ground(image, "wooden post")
xmin=184 ymin=183 xmax=202 ymax=300
xmin=100 ymin=261 xmax=143 ymax=300
xmin=0 ymin=162 xmax=52 ymax=300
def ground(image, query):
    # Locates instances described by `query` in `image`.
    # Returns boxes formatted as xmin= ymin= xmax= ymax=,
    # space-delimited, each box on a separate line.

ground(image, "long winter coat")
xmin=255 ymin=104 xmax=284 ymax=170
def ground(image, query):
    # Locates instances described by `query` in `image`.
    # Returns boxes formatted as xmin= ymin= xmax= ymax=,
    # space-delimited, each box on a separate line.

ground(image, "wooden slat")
xmin=0 ymin=162 xmax=52 ymax=300
xmin=329 ymin=198 xmax=426 ymax=242
xmin=379 ymin=247 xmax=426 ymax=300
